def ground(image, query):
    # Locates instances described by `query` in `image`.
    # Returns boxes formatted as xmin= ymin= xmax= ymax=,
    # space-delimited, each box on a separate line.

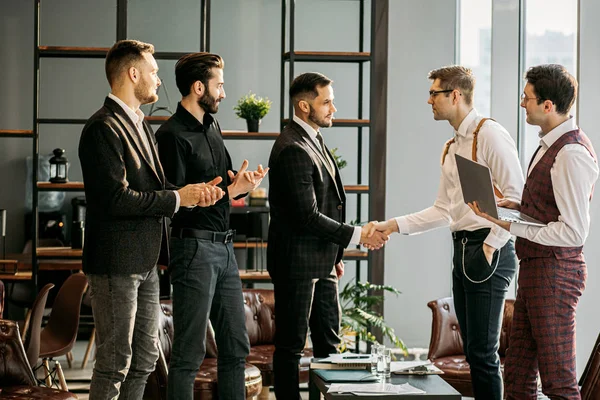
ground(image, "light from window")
xmin=520 ymin=0 xmax=578 ymax=167
xmin=458 ymin=0 xmax=492 ymax=117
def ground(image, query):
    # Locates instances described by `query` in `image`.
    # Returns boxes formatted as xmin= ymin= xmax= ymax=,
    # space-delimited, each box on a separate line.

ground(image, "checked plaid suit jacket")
xmin=267 ymin=121 xmax=355 ymax=280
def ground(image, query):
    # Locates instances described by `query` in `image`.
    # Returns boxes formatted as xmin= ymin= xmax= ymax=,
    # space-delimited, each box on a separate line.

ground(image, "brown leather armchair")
xmin=242 ymin=289 xmax=313 ymax=400
xmin=144 ymin=301 xmax=262 ymax=400
xmin=580 ymin=331 xmax=600 ymax=399
xmin=426 ymin=297 xmax=514 ymax=396
xmin=0 ymin=319 xmax=77 ymax=399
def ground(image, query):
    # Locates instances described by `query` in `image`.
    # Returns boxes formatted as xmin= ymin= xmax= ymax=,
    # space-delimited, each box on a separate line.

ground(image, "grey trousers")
xmin=87 ymin=268 xmax=160 ymax=400
xmin=167 ymin=237 xmax=250 ymax=400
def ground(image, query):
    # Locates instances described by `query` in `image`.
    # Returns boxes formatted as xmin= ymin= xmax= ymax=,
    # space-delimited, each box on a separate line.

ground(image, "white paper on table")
xmin=327 ymin=383 xmax=426 ymax=395
xmin=390 ymin=360 xmax=433 ymax=372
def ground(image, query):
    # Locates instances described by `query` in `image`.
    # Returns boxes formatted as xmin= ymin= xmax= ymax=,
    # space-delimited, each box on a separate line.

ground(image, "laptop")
xmin=454 ymin=154 xmax=546 ymax=227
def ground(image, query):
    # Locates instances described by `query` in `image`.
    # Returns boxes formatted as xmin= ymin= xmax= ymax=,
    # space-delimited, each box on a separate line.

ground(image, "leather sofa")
xmin=426 ymin=297 xmax=514 ymax=396
xmin=144 ymin=301 xmax=262 ymax=399
xmin=0 ymin=319 xmax=77 ymax=399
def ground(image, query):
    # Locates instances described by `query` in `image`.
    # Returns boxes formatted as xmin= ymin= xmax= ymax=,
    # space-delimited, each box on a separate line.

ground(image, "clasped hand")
xmin=360 ymin=221 xmax=390 ymax=250
xmin=177 ymin=176 xmax=225 ymax=207
xmin=228 ymin=159 xmax=269 ymax=199
xmin=361 ymin=219 xmax=397 ymax=251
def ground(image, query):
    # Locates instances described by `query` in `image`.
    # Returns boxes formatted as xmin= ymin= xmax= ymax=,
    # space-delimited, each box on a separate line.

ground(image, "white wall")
xmin=0 ymin=0 xmax=34 ymax=251
xmin=384 ymin=0 xmax=457 ymax=348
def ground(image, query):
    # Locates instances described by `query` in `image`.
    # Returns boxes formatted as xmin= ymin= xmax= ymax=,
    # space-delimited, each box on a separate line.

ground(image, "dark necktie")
xmin=316 ymin=132 xmax=335 ymax=176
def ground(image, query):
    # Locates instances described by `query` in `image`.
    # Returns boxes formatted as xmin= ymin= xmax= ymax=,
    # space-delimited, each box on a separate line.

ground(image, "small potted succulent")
xmin=233 ymin=91 xmax=272 ymax=132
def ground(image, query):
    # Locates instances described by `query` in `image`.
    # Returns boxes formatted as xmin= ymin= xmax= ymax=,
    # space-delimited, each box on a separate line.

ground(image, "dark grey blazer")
xmin=78 ymin=97 xmax=177 ymax=275
xmin=267 ymin=121 xmax=354 ymax=280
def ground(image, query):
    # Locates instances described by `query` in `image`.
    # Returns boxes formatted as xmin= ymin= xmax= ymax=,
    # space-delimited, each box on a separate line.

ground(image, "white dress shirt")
xmin=108 ymin=93 xmax=180 ymax=211
xmin=395 ymin=109 xmax=525 ymax=249
xmin=293 ymin=114 xmax=362 ymax=246
xmin=510 ymin=117 xmax=599 ymax=246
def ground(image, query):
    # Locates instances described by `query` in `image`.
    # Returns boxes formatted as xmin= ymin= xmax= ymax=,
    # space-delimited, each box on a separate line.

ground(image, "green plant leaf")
xmin=338 ymin=278 xmax=407 ymax=355
xmin=329 ymin=147 xmax=347 ymax=170
xmin=233 ymin=91 xmax=272 ymax=120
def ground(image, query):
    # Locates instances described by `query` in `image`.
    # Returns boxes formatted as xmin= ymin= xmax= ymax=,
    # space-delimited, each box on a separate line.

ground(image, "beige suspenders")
xmin=441 ymin=117 xmax=504 ymax=198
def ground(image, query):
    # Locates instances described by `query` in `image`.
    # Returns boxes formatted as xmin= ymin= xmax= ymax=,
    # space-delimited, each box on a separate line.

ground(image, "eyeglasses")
xmin=520 ymin=93 xmax=540 ymax=102
xmin=429 ymin=89 xmax=454 ymax=98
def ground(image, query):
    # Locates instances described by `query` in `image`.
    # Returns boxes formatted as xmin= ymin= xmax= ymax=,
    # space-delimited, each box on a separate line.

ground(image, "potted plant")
xmin=338 ymin=279 xmax=407 ymax=355
xmin=233 ymin=91 xmax=272 ymax=132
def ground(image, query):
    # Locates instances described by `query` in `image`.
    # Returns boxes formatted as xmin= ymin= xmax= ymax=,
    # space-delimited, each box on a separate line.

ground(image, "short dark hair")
xmin=428 ymin=65 xmax=475 ymax=106
xmin=105 ymin=40 xmax=154 ymax=86
xmin=289 ymin=72 xmax=333 ymax=104
xmin=524 ymin=64 xmax=577 ymax=115
xmin=175 ymin=53 xmax=224 ymax=97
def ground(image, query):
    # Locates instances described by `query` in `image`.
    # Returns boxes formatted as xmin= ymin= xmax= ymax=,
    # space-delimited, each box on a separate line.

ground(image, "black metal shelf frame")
xmin=282 ymin=52 xmax=371 ymax=63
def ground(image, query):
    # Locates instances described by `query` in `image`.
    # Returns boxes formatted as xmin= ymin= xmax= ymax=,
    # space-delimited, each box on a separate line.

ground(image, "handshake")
xmin=359 ymin=219 xmax=399 ymax=250
xmin=177 ymin=177 xmax=225 ymax=207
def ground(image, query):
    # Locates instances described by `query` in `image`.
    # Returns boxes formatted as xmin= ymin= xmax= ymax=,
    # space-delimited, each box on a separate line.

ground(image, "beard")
xmin=198 ymin=91 xmax=220 ymax=114
xmin=308 ymin=105 xmax=333 ymax=128
xmin=134 ymin=78 xmax=158 ymax=105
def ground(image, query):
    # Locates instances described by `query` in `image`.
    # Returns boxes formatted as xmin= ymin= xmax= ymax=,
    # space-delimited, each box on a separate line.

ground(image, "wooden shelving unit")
xmin=0 ymin=271 xmax=33 ymax=281
xmin=281 ymin=118 xmax=370 ymax=128
xmin=0 ymin=130 xmax=34 ymax=138
xmin=37 ymin=182 xmax=85 ymax=191
xmin=344 ymin=185 xmax=369 ymax=194
xmin=35 ymin=181 xmax=363 ymax=195
xmin=282 ymin=51 xmax=371 ymax=63
xmin=5 ymin=0 xmax=386 ymax=292
xmin=21 ymin=0 xmax=215 ymax=288
xmin=38 ymin=46 xmax=195 ymax=61
xmin=221 ymin=131 xmax=279 ymax=140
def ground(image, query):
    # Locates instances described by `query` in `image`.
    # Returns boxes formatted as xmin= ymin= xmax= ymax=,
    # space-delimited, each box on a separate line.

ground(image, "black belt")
xmin=171 ymin=228 xmax=236 ymax=244
xmin=451 ymin=228 xmax=490 ymax=241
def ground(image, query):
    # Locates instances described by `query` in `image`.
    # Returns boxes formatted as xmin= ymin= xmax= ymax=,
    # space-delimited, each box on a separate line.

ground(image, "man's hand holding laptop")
xmin=468 ymin=198 xmax=521 ymax=233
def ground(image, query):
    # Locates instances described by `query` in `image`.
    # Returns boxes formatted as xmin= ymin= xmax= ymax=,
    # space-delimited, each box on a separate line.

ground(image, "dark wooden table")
xmin=309 ymin=370 xmax=461 ymax=400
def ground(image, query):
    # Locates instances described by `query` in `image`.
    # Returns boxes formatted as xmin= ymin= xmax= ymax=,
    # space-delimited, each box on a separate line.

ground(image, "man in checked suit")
xmin=471 ymin=64 xmax=598 ymax=400
xmin=268 ymin=72 xmax=388 ymax=399
xmin=79 ymin=40 xmax=223 ymax=399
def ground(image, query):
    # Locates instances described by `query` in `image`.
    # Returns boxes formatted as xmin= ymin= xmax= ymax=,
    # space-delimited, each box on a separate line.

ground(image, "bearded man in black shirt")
xmin=156 ymin=53 xmax=268 ymax=400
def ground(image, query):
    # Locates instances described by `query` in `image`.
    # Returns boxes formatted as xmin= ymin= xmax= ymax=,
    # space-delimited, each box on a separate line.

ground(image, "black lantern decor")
xmin=49 ymin=148 xmax=69 ymax=184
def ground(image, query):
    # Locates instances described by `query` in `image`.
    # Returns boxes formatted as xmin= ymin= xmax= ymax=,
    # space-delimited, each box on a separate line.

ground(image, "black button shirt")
xmin=156 ymin=102 xmax=233 ymax=232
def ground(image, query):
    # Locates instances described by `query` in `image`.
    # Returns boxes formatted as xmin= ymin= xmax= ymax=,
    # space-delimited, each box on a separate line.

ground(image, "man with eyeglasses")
xmin=470 ymin=64 xmax=598 ymax=400
xmin=375 ymin=65 xmax=524 ymax=400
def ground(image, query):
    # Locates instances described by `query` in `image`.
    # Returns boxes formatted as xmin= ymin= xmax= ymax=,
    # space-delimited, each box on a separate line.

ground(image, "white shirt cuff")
xmin=395 ymin=217 xmax=410 ymax=235
xmin=349 ymin=226 xmax=362 ymax=246
xmin=173 ymin=191 xmax=180 ymax=213
xmin=483 ymin=233 xmax=507 ymax=250
xmin=509 ymin=222 xmax=527 ymax=238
